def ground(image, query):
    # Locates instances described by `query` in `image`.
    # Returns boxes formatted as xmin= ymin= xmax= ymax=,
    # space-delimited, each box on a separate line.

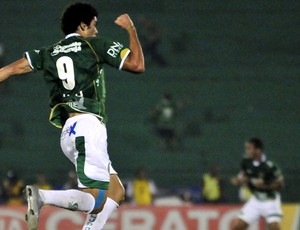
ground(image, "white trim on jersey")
xmin=25 ymin=52 xmax=34 ymax=70
xmin=65 ymin=33 xmax=81 ymax=39
xmin=119 ymin=49 xmax=131 ymax=70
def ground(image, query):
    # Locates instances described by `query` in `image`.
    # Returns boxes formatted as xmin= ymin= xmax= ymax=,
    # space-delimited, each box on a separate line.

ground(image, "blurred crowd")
xmin=0 ymin=169 xmax=77 ymax=205
xmin=0 ymin=166 xmax=252 ymax=207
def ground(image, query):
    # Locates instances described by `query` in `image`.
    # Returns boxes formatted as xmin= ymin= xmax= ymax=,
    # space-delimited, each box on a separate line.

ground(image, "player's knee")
xmin=85 ymin=188 xmax=107 ymax=214
xmin=91 ymin=195 xmax=108 ymax=214
xmin=268 ymin=222 xmax=280 ymax=230
xmin=232 ymin=219 xmax=248 ymax=230
xmin=232 ymin=224 xmax=242 ymax=230
xmin=91 ymin=206 xmax=103 ymax=214
xmin=232 ymin=223 xmax=239 ymax=230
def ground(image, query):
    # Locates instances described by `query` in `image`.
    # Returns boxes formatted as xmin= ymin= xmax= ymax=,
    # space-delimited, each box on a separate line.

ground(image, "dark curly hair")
xmin=61 ymin=2 xmax=98 ymax=35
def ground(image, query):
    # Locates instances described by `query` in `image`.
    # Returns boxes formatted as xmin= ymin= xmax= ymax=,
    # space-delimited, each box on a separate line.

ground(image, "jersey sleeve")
xmin=24 ymin=49 xmax=43 ymax=71
xmin=271 ymin=163 xmax=283 ymax=180
xmin=89 ymin=37 xmax=130 ymax=70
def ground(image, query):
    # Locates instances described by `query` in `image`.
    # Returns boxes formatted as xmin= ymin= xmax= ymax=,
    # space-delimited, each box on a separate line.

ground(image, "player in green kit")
xmin=0 ymin=3 xmax=144 ymax=230
xmin=231 ymin=138 xmax=283 ymax=230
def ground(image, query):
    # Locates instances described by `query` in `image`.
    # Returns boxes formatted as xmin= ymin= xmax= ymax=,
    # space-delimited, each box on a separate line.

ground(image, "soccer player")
xmin=231 ymin=138 xmax=284 ymax=230
xmin=0 ymin=3 xmax=144 ymax=230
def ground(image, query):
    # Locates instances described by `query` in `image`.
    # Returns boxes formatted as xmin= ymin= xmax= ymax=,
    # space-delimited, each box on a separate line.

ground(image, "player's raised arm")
xmin=0 ymin=58 xmax=33 ymax=82
xmin=115 ymin=14 xmax=145 ymax=73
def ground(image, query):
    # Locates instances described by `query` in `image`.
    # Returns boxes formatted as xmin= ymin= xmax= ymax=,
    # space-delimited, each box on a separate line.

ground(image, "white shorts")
xmin=60 ymin=114 xmax=117 ymax=189
xmin=238 ymin=194 xmax=283 ymax=224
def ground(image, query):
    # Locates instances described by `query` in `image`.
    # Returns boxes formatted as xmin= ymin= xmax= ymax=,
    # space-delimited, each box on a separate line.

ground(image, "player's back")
xmin=43 ymin=36 xmax=101 ymax=100
xmin=25 ymin=34 xmax=130 ymax=128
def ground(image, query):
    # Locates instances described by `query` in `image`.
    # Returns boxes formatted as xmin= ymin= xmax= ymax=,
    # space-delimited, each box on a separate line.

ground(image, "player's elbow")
xmin=124 ymin=59 xmax=145 ymax=73
xmin=128 ymin=65 xmax=144 ymax=74
xmin=132 ymin=62 xmax=145 ymax=73
xmin=135 ymin=65 xmax=145 ymax=73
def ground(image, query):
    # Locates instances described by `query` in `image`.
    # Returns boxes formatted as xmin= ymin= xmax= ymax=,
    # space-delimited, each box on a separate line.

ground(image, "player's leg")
xmin=232 ymin=196 xmax=260 ymax=230
xmin=25 ymin=186 xmax=107 ymax=230
xmin=268 ymin=222 xmax=281 ymax=230
xmin=107 ymin=173 xmax=125 ymax=205
xmin=70 ymin=114 xmax=112 ymax=215
xmin=263 ymin=195 xmax=282 ymax=230
xmin=82 ymin=170 xmax=125 ymax=229
xmin=26 ymin=115 xmax=110 ymax=230
xmin=232 ymin=219 xmax=248 ymax=230
xmin=36 ymin=115 xmax=110 ymax=211
xmin=31 ymin=187 xmax=106 ymax=212
xmin=68 ymin=114 xmax=120 ymax=229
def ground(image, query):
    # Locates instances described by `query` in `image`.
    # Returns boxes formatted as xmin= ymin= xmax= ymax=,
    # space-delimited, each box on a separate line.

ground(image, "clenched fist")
xmin=115 ymin=14 xmax=134 ymax=30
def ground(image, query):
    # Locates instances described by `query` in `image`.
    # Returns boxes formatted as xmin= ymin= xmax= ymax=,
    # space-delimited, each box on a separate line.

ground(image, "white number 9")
xmin=56 ymin=56 xmax=75 ymax=90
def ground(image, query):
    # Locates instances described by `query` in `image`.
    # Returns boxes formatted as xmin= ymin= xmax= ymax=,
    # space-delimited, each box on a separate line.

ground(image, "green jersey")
xmin=25 ymin=33 xmax=130 ymax=128
xmin=241 ymin=156 xmax=283 ymax=200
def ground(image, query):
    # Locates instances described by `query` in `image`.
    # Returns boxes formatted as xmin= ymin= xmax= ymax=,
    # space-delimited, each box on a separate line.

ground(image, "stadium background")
xmin=0 ymin=0 xmax=299 ymax=206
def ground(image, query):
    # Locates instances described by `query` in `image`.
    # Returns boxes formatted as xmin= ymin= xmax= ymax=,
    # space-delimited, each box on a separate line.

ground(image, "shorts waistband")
xmin=64 ymin=113 xmax=105 ymax=127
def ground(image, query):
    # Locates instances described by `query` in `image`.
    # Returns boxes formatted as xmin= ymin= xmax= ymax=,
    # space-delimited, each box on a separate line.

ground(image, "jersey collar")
xmin=253 ymin=154 xmax=266 ymax=167
xmin=65 ymin=33 xmax=81 ymax=39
